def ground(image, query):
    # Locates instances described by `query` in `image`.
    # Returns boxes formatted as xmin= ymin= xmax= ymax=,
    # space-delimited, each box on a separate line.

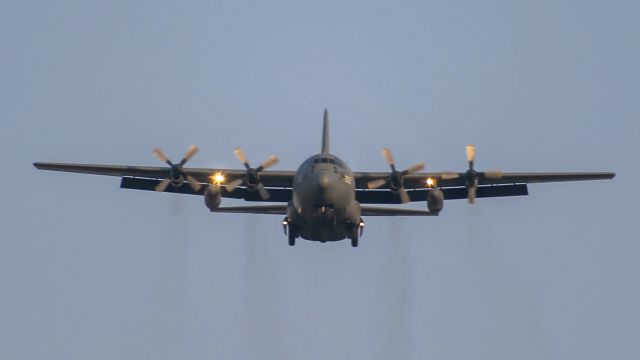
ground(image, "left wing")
xmin=355 ymin=171 xmax=615 ymax=189
xmin=356 ymin=184 xmax=528 ymax=204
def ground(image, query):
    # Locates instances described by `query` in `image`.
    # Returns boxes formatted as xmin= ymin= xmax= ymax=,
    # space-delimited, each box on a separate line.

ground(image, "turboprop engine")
xmin=427 ymin=188 xmax=444 ymax=213
xmin=204 ymin=185 xmax=222 ymax=211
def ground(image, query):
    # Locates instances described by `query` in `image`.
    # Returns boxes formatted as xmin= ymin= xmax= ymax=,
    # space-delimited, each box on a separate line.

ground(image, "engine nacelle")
xmin=204 ymin=185 xmax=222 ymax=211
xmin=170 ymin=175 xmax=184 ymax=188
xmin=427 ymin=188 xmax=444 ymax=213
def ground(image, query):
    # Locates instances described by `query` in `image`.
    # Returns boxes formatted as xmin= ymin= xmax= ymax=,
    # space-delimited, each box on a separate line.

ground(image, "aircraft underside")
xmin=285 ymin=201 xmax=364 ymax=246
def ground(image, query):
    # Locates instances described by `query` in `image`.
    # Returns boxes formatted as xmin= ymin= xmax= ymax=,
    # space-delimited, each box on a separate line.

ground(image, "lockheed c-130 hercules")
xmin=34 ymin=110 xmax=615 ymax=247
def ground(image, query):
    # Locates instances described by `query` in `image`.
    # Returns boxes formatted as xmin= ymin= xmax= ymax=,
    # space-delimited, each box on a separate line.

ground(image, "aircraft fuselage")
xmin=287 ymin=153 xmax=361 ymax=242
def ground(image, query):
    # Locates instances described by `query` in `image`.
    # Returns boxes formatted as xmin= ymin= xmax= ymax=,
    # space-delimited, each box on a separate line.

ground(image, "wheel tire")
xmin=351 ymin=228 xmax=359 ymax=247
xmin=288 ymin=227 xmax=296 ymax=246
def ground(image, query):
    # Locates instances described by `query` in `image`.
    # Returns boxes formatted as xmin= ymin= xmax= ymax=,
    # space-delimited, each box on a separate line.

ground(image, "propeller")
xmin=465 ymin=145 xmax=504 ymax=204
xmin=440 ymin=145 xmax=502 ymax=204
xmin=442 ymin=145 xmax=502 ymax=204
xmin=367 ymin=148 xmax=425 ymax=204
xmin=226 ymin=148 xmax=279 ymax=200
xmin=152 ymin=145 xmax=202 ymax=192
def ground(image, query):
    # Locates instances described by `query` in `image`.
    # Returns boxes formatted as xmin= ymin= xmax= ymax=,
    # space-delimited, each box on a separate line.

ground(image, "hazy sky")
xmin=1 ymin=1 xmax=638 ymax=359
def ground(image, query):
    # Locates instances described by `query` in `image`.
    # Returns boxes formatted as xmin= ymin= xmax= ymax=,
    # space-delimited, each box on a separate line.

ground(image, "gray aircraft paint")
xmin=289 ymin=154 xmax=361 ymax=242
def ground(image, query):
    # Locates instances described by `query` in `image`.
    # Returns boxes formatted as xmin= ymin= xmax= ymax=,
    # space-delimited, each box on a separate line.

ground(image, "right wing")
xmin=33 ymin=162 xmax=295 ymax=188
xmin=119 ymin=177 xmax=292 ymax=202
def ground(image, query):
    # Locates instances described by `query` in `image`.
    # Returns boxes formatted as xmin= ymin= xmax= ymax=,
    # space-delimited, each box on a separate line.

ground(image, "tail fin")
xmin=321 ymin=108 xmax=330 ymax=154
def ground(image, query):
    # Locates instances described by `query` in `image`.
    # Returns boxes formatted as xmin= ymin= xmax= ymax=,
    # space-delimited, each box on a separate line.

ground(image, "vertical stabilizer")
xmin=321 ymin=108 xmax=330 ymax=154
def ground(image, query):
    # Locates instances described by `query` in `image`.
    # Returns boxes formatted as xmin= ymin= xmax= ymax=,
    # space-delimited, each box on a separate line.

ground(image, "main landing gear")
xmin=288 ymin=228 xmax=296 ymax=246
xmin=351 ymin=229 xmax=359 ymax=247
xmin=283 ymin=217 xmax=297 ymax=246
xmin=350 ymin=220 xmax=365 ymax=248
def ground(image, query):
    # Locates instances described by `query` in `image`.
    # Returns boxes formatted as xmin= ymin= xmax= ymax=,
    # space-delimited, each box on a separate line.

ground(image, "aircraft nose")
xmin=318 ymin=173 xmax=331 ymax=189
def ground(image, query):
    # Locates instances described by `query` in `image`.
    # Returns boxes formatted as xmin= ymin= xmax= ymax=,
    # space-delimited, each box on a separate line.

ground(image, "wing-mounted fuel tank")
xmin=204 ymin=185 xmax=222 ymax=211
xmin=427 ymin=188 xmax=444 ymax=213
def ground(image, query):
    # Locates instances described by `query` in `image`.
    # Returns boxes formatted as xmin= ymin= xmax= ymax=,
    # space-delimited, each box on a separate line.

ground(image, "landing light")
xmin=210 ymin=172 xmax=225 ymax=185
xmin=426 ymin=177 xmax=435 ymax=187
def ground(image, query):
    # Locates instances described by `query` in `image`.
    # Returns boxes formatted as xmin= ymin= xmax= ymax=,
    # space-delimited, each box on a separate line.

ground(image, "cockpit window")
xmin=313 ymin=158 xmax=337 ymax=164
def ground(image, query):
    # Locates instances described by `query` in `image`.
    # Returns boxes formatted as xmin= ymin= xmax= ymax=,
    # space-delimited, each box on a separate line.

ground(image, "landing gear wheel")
xmin=351 ymin=228 xmax=359 ymax=247
xmin=288 ymin=228 xmax=296 ymax=246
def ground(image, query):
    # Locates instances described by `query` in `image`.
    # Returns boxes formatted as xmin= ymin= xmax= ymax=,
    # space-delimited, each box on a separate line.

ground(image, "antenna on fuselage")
xmin=322 ymin=108 xmax=330 ymax=154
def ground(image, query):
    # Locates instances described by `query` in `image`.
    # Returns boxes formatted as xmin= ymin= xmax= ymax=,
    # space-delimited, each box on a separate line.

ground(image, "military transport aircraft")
xmin=34 ymin=110 xmax=614 ymax=247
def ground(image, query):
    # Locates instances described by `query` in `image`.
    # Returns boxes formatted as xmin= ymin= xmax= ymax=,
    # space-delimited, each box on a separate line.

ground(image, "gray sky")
xmin=1 ymin=1 xmax=638 ymax=359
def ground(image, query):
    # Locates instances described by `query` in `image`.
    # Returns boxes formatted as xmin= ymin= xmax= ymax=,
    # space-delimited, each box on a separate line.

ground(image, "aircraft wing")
xmin=354 ymin=171 xmax=615 ymax=189
xmin=35 ymin=163 xmax=614 ymax=189
xmin=35 ymin=163 xmax=614 ymax=205
xmin=33 ymin=162 xmax=295 ymax=188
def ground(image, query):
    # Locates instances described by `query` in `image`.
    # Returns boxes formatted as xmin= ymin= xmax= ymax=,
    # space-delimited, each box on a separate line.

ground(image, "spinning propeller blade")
xmin=460 ymin=145 xmax=501 ymax=204
xmin=371 ymin=148 xmax=424 ymax=204
xmin=152 ymin=145 xmax=202 ymax=192
xmin=154 ymin=178 xmax=172 ymax=192
xmin=228 ymin=148 xmax=279 ymax=200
